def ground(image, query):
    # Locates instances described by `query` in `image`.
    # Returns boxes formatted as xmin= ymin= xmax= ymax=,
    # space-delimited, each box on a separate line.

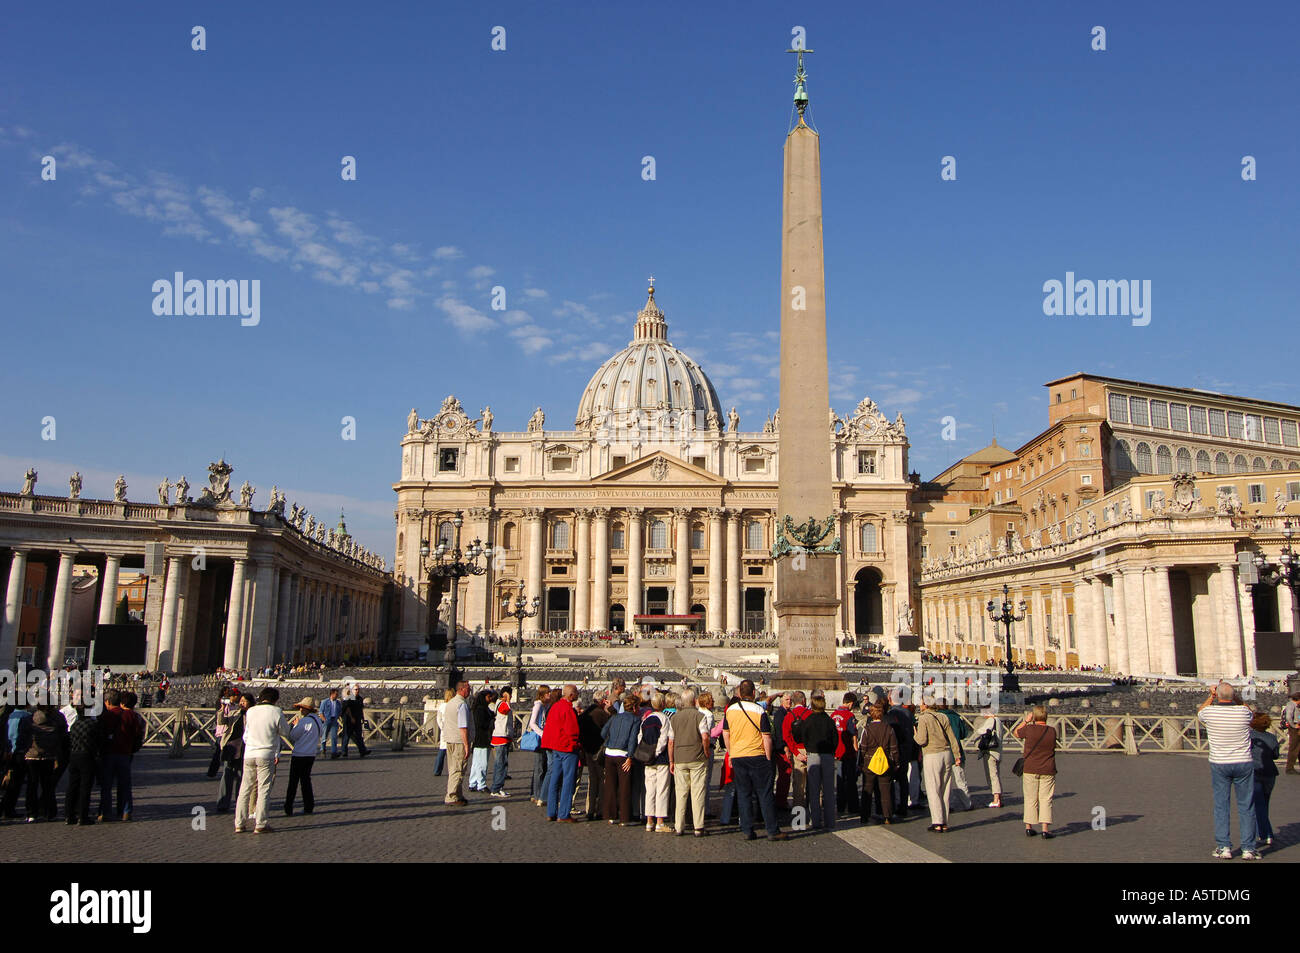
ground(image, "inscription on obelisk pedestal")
xmin=771 ymin=49 xmax=844 ymax=690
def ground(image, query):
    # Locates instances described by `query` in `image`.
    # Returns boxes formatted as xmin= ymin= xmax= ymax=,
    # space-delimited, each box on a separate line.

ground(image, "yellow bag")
xmin=867 ymin=746 xmax=890 ymax=776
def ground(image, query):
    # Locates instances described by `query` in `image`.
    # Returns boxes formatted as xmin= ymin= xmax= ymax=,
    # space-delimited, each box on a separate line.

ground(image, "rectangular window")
xmin=1081 ymin=474 xmax=1093 ymax=485
xmin=1170 ymin=403 xmax=1189 ymax=432
xmin=1149 ymin=400 xmax=1169 ymax=429
xmin=948 ymin=529 xmax=958 ymax=538
xmin=1209 ymin=409 xmax=1227 ymax=437
xmin=612 ymin=528 xmax=625 ymax=550
xmin=1144 ymin=491 xmax=1156 ymax=509
xmin=691 ymin=529 xmax=704 ymax=549
xmin=1079 ymin=443 xmax=1091 ymax=457
xmin=550 ymin=456 xmax=573 ymax=472
xmin=920 ymin=545 xmax=929 ymax=559
xmin=744 ymin=457 xmax=766 ymax=473
xmin=857 ymin=451 xmax=876 ymax=474
xmin=611 ymin=565 xmax=625 ymax=575
xmin=993 ymin=490 xmax=1001 ymax=503
xmin=1245 ymin=414 xmax=1263 ymax=442
xmin=1284 ymin=421 xmax=1300 ymax=447
xmin=691 ymin=456 xmax=707 ymax=470
xmin=1248 ymin=483 xmax=1264 ymax=504
xmin=438 ymin=448 xmax=459 ymax=472
xmin=612 ymin=455 xmax=627 ymax=469
xmin=692 ymin=565 xmax=705 ymax=576
xmin=746 ymin=566 xmax=762 ymax=576
xmin=550 ymin=565 xmax=567 ymax=576
xmin=1190 ymin=406 xmax=1209 ymax=435
xmin=1108 ymin=394 xmax=1128 ymax=423
xmin=994 ymin=471 xmax=1001 ymax=482
xmin=1129 ymin=398 xmax=1149 ymax=427
xmin=1227 ymin=412 xmax=1244 ymax=440
xmin=1288 ymin=481 xmax=1300 ymax=502
xmin=1265 ymin=417 xmax=1282 ymax=445
xmin=503 ymin=456 xmax=520 ymax=473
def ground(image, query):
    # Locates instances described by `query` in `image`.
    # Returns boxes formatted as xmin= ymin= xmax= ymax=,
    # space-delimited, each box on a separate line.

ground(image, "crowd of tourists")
xmin=0 ymin=688 xmax=145 ymax=824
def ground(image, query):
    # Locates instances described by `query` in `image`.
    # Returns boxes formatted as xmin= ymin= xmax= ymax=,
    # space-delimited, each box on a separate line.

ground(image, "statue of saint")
xmin=727 ymin=407 xmax=739 ymax=432
xmin=481 ymin=406 xmax=493 ymax=432
xmin=175 ymin=475 xmax=189 ymax=503
xmin=407 ymin=408 xmax=419 ymax=433
xmin=239 ymin=480 xmax=255 ymax=507
xmin=20 ymin=468 xmax=37 ymax=496
xmin=113 ymin=475 xmax=127 ymax=502
xmin=158 ymin=478 xmax=172 ymax=505
xmin=527 ymin=407 xmax=545 ymax=433
xmin=68 ymin=472 xmax=82 ymax=499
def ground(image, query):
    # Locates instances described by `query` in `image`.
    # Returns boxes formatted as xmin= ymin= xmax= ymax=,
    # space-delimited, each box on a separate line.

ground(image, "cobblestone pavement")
xmin=3 ymin=748 xmax=1297 ymax=862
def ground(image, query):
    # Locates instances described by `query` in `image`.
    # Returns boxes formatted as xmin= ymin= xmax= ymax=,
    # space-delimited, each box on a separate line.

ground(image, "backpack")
xmin=789 ymin=710 xmax=808 ymax=746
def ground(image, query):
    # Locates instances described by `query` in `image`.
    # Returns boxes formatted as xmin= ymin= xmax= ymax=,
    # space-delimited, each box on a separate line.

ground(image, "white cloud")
xmin=523 ymin=288 xmax=548 ymax=299
xmin=437 ymin=295 xmax=496 ymax=333
xmin=467 ymin=265 xmax=495 ymax=280
xmin=433 ymin=246 xmax=464 ymax=260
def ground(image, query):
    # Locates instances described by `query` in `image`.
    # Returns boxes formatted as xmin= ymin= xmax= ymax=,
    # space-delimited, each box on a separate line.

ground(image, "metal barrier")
xmin=139 ymin=707 xmax=1283 ymax=755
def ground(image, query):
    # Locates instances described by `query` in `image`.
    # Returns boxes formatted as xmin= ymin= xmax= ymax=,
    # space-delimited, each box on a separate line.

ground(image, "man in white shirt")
xmin=1197 ymin=682 xmax=1257 ymax=859
xmin=235 ymin=688 xmax=290 ymax=834
xmin=441 ymin=681 xmax=471 ymax=806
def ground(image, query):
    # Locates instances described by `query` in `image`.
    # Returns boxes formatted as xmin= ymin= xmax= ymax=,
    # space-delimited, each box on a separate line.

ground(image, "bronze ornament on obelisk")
xmin=772 ymin=48 xmax=844 ymax=690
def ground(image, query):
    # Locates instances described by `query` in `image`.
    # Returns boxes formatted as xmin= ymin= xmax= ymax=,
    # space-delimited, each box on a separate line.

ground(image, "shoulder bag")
xmin=1012 ymin=724 xmax=1049 ymax=777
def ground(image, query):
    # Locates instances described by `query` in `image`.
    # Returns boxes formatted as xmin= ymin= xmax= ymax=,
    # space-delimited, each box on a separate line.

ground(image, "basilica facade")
xmin=391 ymin=287 xmax=918 ymax=654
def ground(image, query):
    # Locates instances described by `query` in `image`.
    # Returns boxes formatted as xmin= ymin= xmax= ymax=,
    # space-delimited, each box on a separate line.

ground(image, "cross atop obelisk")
xmin=785 ymin=47 xmax=814 ymax=119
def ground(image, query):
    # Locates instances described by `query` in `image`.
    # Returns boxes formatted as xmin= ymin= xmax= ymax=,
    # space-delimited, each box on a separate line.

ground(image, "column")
xmin=627 ymin=507 xmax=644 ymax=632
xmin=245 ymin=561 xmax=276 ymax=669
xmin=574 ymin=508 xmax=592 ymax=630
xmin=1216 ymin=563 xmax=1245 ymax=677
xmin=223 ymin=559 xmax=249 ymax=669
xmin=284 ymin=574 xmax=300 ymax=663
xmin=707 ymin=507 xmax=724 ymax=635
xmin=1 ymin=549 xmax=29 ymax=668
xmin=1110 ymin=571 xmax=1131 ymax=674
xmin=156 ymin=555 xmax=185 ymax=671
xmin=591 ymin=507 xmax=610 ymax=631
xmin=673 ymin=507 xmax=691 ymax=618
xmin=274 ymin=570 xmax=293 ymax=662
xmin=725 ymin=509 xmax=741 ymax=632
xmin=1029 ymin=586 xmax=1045 ymax=661
xmin=1142 ymin=566 xmax=1176 ymax=676
xmin=1118 ymin=567 xmax=1148 ymax=673
xmin=1087 ymin=575 xmax=1108 ymax=670
xmin=46 ymin=552 xmax=77 ymax=669
xmin=1237 ymin=571 xmax=1258 ymax=678
xmin=97 ymin=554 xmax=122 ymax=625
xmin=1279 ymin=584 xmax=1295 ymax=636
xmin=1050 ymin=585 xmax=1065 ymax=662
xmin=524 ymin=509 xmax=545 ymax=634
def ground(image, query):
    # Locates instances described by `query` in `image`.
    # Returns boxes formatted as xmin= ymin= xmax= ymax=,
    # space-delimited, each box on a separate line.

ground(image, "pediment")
xmin=593 ymin=451 xmax=726 ymax=486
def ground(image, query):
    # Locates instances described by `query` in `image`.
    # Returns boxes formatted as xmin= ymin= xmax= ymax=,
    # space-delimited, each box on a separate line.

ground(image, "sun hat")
xmin=292 ymin=696 xmax=318 ymax=712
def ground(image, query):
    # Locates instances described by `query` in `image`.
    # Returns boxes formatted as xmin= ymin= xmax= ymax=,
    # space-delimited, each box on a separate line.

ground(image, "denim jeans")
xmin=1253 ymin=773 xmax=1275 ymax=841
xmin=433 ymin=747 xmax=446 ymax=776
xmin=325 ymin=718 xmax=340 ymax=756
xmin=490 ymin=744 xmax=509 ymax=793
xmin=1210 ymin=760 xmax=1256 ymax=851
xmin=546 ymin=750 xmax=579 ymax=819
xmin=531 ymin=749 xmax=552 ymax=798
xmin=98 ymin=753 xmax=133 ymax=819
xmin=732 ymin=755 xmax=780 ymax=837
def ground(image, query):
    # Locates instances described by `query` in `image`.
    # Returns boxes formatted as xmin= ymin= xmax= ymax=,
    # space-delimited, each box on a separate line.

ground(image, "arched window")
xmin=1196 ymin=450 xmax=1212 ymax=473
xmin=502 ymin=522 xmax=517 ymax=550
xmin=1156 ymin=445 xmax=1172 ymax=474
xmin=1234 ymin=454 xmax=1248 ymax=474
xmin=437 ymin=520 xmax=454 ymax=546
xmin=746 ymin=521 xmax=763 ymax=551
xmin=1114 ymin=440 xmax=1134 ymax=472
xmin=611 ymin=522 xmax=625 ymax=550
xmin=1291 ymin=462 xmax=1300 ymax=471
xmin=860 ymin=523 xmax=878 ymax=553
xmin=1253 ymin=457 xmax=1266 ymax=472
xmin=1215 ymin=452 xmax=1230 ymax=475
xmin=1271 ymin=459 xmax=1283 ymax=471
xmin=691 ymin=522 xmax=705 ymax=550
xmin=1135 ymin=442 xmax=1153 ymax=474
xmin=1176 ymin=447 xmax=1192 ymax=473
xmin=552 ymin=520 xmax=570 ymax=549
xmin=650 ymin=519 xmax=668 ymax=550
xmin=397 ymin=532 xmax=404 ymax=555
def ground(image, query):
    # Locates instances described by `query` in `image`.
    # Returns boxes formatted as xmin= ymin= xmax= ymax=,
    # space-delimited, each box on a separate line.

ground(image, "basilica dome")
xmin=574 ymin=286 xmax=723 ymax=430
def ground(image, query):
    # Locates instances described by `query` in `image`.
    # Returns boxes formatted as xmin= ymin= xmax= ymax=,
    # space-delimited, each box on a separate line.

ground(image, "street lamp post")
xmin=420 ymin=510 xmax=490 ymax=677
xmin=1253 ymin=519 xmax=1300 ymax=694
xmin=501 ymin=581 xmax=541 ymax=691
xmin=987 ymin=583 xmax=1027 ymax=694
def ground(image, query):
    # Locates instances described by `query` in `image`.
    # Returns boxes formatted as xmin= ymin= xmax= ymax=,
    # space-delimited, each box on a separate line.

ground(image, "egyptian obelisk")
xmin=772 ymin=49 xmax=844 ymax=690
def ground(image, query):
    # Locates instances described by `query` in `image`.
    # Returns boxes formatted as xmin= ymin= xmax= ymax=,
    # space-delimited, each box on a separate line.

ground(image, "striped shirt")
xmin=1197 ymin=704 xmax=1252 ymax=764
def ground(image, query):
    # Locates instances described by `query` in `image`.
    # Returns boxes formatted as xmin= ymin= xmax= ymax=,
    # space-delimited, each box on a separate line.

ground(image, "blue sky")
xmin=2 ymin=0 xmax=1296 ymax=555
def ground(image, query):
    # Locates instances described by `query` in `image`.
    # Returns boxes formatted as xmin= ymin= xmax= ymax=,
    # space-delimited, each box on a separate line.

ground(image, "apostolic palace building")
xmin=391 ymin=285 xmax=917 ymax=655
